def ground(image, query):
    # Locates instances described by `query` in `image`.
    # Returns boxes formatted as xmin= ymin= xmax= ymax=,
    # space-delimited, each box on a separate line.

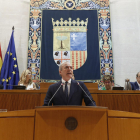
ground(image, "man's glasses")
xmin=104 ymin=81 xmax=111 ymax=84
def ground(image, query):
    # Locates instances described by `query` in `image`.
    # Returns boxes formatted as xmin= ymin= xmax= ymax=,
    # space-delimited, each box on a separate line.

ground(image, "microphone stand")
xmin=77 ymin=82 xmax=96 ymax=106
xmin=48 ymin=83 xmax=63 ymax=106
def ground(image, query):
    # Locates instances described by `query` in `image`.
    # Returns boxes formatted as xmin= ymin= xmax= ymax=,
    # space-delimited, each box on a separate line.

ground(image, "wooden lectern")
xmin=0 ymin=106 xmax=140 ymax=140
xmin=34 ymin=106 xmax=108 ymax=140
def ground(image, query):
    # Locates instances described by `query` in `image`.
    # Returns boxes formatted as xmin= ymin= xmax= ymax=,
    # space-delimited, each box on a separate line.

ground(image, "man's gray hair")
xmin=59 ymin=61 xmax=69 ymax=71
xmin=136 ymin=72 xmax=140 ymax=77
xmin=59 ymin=63 xmax=63 ymax=71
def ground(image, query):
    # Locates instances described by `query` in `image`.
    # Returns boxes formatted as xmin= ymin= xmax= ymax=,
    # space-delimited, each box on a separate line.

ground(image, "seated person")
xmin=102 ymin=75 xmax=112 ymax=90
xmin=18 ymin=69 xmax=36 ymax=90
xmin=130 ymin=72 xmax=140 ymax=90
xmin=43 ymin=62 xmax=96 ymax=106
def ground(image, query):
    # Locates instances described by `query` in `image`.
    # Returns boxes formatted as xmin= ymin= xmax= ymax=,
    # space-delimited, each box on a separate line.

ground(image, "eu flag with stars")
xmin=0 ymin=30 xmax=19 ymax=89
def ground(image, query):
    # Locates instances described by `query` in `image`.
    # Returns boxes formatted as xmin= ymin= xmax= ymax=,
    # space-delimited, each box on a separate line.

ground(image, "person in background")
xmin=130 ymin=72 xmax=140 ymax=90
xmin=102 ymin=75 xmax=112 ymax=90
xmin=18 ymin=69 xmax=36 ymax=90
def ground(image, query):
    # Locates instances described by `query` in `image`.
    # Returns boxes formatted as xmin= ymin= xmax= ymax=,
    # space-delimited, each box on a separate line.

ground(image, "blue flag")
xmin=0 ymin=30 xmax=19 ymax=89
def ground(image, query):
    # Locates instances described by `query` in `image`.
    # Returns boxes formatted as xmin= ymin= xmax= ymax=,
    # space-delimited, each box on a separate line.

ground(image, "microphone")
xmin=6 ymin=84 xmax=18 ymax=86
xmin=113 ymin=83 xmax=122 ymax=87
xmin=6 ymin=84 xmax=26 ymax=90
xmin=48 ymin=83 xmax=63 ymax=106
xmin=77 ymin=82 xmax=96 ymax=106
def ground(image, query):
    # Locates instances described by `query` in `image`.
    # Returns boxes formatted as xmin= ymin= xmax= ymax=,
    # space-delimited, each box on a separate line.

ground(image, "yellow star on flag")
xmin=14 ymin=64 xmax=17 ymax=68
xmin=2 ymin=79 xmax=5 ymax=82
xmin=8 ymin=77 xmax=11 ymax=80
xmin=10 ymin=53 xmax=12 ymax=56
xmin=7 ymin=51 xmax=9 ymax=55
xmin=12 ymin=71 xmax=15 ymax=75
xmin=6 ymin=79 xmax=8 ymax=82
xmin=13 ymin=57 xmax=16 ymax=61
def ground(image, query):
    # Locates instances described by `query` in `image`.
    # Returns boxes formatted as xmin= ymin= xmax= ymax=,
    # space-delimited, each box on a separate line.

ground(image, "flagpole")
xmin=0 ymin=25 xmax=19 ymax=89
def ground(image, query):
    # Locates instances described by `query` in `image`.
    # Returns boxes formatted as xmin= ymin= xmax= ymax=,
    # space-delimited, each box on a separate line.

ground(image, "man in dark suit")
xmin=44 ymin=62 xmax=96 ymax=106
xmin=130 ymin=72 xmax=140 ymax=90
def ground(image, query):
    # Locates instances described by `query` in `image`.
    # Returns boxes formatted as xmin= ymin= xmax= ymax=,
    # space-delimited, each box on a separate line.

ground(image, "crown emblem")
xmin=52 ymin=18 xmax=88 ymax=32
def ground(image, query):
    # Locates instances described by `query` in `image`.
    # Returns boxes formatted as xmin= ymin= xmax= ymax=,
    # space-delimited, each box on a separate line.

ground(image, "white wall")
xmin=0 ymin=0 xmax=140 ymax=86
xmin=110 ymin=0 xmax=140 ymax=86
xmin=0 ymin=0 xmax=30 ymax=76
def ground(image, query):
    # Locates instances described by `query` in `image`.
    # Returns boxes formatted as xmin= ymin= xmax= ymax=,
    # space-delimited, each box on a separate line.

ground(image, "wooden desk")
xmin=108 ymin=110 xmax=140 ymax=140
xmin=0 ymin=86 xmax=140 ymax=113
xmin=40 ymin=89 xmax=140 ymax=113
xmin=0 ymin=109 xmax=35 ymax=140
xmin=0 ymin=90 xmax=41 ymax=111
xmin=95 ymin=90 xmax=140 ymax=113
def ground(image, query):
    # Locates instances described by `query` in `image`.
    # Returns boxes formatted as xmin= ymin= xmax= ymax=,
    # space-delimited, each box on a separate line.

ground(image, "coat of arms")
xmin=52 ymin=17 xmax=88 ymax=70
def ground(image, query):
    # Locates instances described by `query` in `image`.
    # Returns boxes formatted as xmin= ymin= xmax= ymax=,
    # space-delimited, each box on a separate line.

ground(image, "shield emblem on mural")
xmin=52 ymin=18 xmax=88 ymax=70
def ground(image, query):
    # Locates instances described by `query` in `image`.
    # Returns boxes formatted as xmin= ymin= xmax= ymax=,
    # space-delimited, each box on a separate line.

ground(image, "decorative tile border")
xmin=28 ymin=0 xmax=113 ymax=89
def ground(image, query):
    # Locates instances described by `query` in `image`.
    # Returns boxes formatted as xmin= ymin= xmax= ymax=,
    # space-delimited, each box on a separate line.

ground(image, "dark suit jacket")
xmin=44 ymin=79 xmax=96 ymax=106
xmin=130 ymin=82 xmax=139 ymax=90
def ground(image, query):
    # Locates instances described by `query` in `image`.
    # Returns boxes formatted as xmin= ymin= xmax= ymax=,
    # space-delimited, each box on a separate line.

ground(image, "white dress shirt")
xmin=62 ymin=79 xmax=71 ymax=96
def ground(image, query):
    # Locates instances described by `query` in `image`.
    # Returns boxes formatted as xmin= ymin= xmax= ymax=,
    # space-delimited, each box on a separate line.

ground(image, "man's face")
xmin=104 ymin=80 xmax=112 ymax=90
xmin=59 ymin=62 xmax=73 ymax=81
xmin=136 ymin=73 xmax=140 ymax=84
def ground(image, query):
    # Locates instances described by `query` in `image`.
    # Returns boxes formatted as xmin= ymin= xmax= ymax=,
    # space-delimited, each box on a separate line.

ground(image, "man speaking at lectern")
xmin=44 ymin=62 xmax=96 ymax=106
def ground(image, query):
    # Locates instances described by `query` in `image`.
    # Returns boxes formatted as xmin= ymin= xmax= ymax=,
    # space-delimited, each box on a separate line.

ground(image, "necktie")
xmin=65 ymin=82 xmax=68 ymax=101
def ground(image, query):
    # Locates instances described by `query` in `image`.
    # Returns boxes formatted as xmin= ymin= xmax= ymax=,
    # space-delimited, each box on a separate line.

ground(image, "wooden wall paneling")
xmin=0 ymin=91 xmax=41 ymax=111
xmin=0 ymin=94 xmax=19 ymax=111
xmin=40 ymin=93 xmax=46 ymax=106
xmin=0 ymin=109 xmax=35 ymax=140
xmin=97 ymin=94 xmax=140 ymax=113
xmin=91 ymin=94 xmax=98 ymax=105
xmin=108 ymin=110 xmax=140 ymax=140
xmin=17 ymin=93 xmax=41 ymax=110
xmin=0 ymin=117 xmax=34 ymax=140
xmin=84 ymin=83 xmax=98 ymax=90
xmin=108 ymin=118 xmax=140 ymax=140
